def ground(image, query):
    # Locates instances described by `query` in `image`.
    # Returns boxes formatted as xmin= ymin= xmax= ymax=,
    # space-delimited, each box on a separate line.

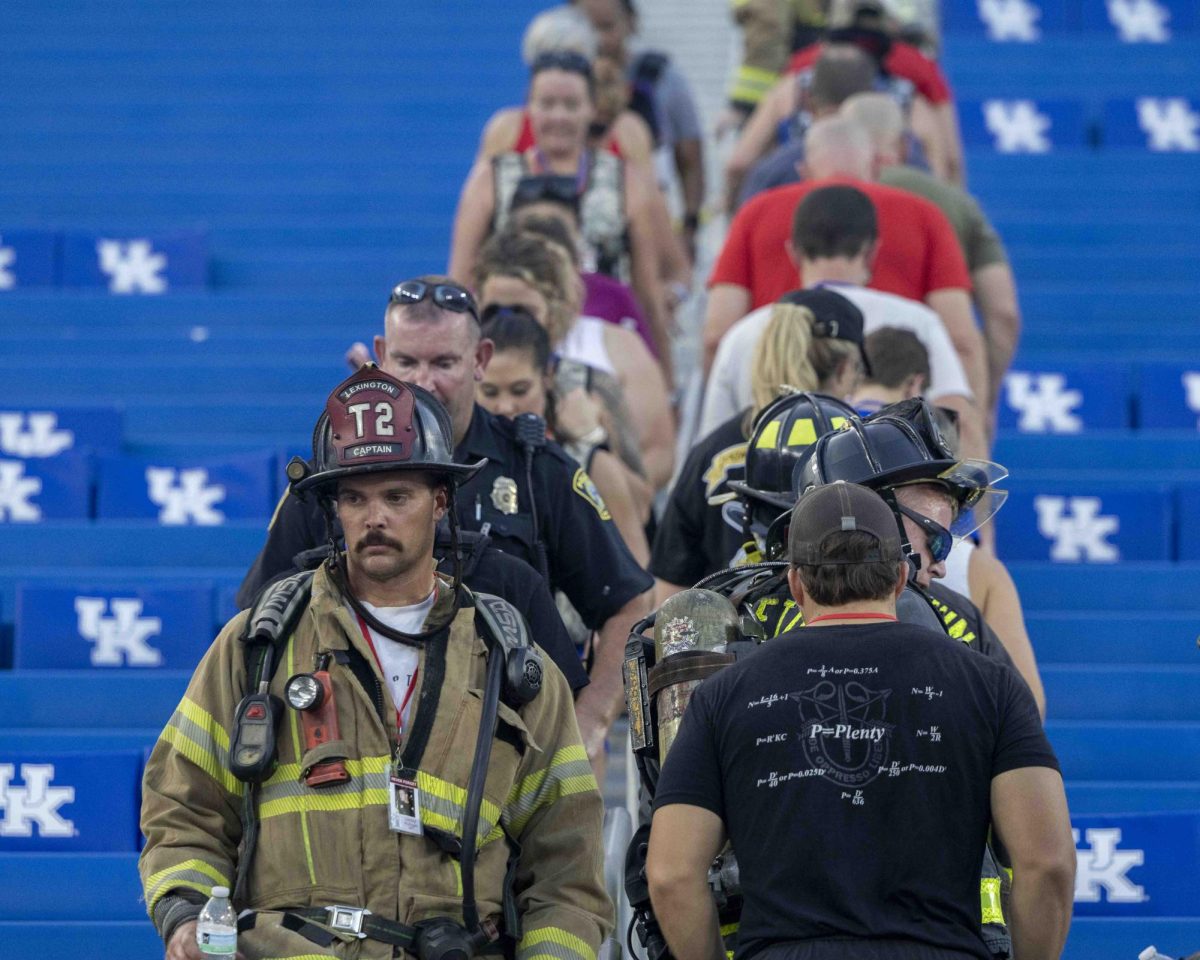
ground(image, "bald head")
xmin=804 ymin=116 xmax=873 ymax=181
xmin=841 ymin=92 xmax=905 ymax=159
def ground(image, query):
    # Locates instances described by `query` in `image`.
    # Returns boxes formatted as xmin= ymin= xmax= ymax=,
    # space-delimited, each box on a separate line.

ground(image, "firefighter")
xmin=140 ymin=365 xmax=612 ymax=960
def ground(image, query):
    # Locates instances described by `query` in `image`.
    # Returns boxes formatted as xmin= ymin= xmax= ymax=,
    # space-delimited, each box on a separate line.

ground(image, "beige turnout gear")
xmin=139 ymin=565 xmax=612 ymax=959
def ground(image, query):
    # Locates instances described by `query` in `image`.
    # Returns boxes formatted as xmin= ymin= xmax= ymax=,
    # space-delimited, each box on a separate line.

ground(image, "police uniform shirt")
xmin=650 ymin=413 xmax=750 ymax=587
xmin=456 ymin=404 xmax=652 ymax=630
xmin=235 ymin=500 xmax=590 ymax=692
xmin=654 ymin=622 xmax=1057 ymax=960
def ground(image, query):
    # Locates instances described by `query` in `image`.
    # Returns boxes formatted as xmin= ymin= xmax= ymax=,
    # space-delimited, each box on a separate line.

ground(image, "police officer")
xmin=239 ymin=276 xmax=654 ymax=768
xmin=141 ymin=366 xmax=612 ymax=960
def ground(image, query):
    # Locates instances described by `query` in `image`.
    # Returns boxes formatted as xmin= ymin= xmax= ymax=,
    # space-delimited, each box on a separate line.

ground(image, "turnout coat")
xmin=139 ymin=565 xmax=612 ymax=959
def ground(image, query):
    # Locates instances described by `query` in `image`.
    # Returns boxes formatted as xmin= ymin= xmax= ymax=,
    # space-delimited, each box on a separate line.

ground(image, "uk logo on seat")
xmin=984 ymin=100 xmax=1051 ymax=152
xmin=74 ymin=597 xmax=164 ymax=667
xmin=1107 ymin=0 xmax=1171 ymax=42
xmin=1073 ymin=828 xmax=1147 ymax=903
xmin=977 ymin=0 xmax=1042 ymax=40
xmin=0 ymin=460 xmax=41 ymax=522
xmin=1137 ymin=98 xmax=1200 ymax=151
xmin=1183 ymin=372 xmax=1200 ymax=427
xmin=1035 ymin=496 xmax=1120 ymax=562
xmin=146 ymin=467 xmax=226 ymax=525
xmin=0 ymin=764 xmax=76 ymax=838
xmin=0 ymin=242 xmax=14 ymax=290
xmin=96 ymin=239 xmax=168 ymax=294
xmin=1004 ymin=373 xmax=1083 ymax=432
xmin=0 ymin=412 xmax=74 ymax=457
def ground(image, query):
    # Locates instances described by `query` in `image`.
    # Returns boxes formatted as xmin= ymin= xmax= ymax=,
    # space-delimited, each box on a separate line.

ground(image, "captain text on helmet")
xmin=140 ymin=365 xmax=612 ymax=960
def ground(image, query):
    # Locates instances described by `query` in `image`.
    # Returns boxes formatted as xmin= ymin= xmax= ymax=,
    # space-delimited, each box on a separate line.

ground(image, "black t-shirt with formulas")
xmin=650 ymin=412 xmax=750 ymax=586
xmin=654 ymin=622 xmax=1057 ymax=960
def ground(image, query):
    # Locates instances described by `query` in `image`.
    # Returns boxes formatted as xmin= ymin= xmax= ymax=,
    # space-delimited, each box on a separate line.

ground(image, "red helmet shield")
xmin=326 ymin=372 xmax=418 ymax=468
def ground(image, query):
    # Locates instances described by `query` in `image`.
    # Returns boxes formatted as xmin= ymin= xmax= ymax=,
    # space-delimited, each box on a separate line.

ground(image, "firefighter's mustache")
xmin=357 ymin=532 xmax=403 ymax=552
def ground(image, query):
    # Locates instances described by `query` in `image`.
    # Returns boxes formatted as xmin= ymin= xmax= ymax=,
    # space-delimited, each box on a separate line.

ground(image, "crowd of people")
xmin=139 ymin=3 xmax=1079 ymax=960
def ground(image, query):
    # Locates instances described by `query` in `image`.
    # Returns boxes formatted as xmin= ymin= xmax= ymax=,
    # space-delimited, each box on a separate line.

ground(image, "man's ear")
xmin=787 ymin=566 xmax=807 ymax=606
xmin=785 ymin=239 xmax=802 ymax=270
xmin=475 ymin=337 xmax=495 ymax=381
xmin=433 ymin=484 xmax=450 ymax=521
xmin=373 ymin=334 xmax=386 ymax=364
xmin=905 ymin=373 xmax=927 ymax=399
xmin=893 ymin=561 xmax=909 ymax=599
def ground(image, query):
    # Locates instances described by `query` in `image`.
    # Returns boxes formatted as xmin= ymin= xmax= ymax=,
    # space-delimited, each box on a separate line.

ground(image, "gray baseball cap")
xmin=788 ymin=481 xmax=904 ymax=566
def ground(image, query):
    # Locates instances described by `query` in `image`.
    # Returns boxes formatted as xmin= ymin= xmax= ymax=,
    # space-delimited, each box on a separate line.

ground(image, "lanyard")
xmin=529 ymin=147 xmax=589 ymax=193
xmin=806 ymin=612 xmax=899 ymax=625
xmin=355 ymin=613 xmax=420 ymax=739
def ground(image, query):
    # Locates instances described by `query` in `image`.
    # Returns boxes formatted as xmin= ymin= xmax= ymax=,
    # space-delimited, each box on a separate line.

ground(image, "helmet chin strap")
xmin=878 ymin=486 xmax=921 ymax=580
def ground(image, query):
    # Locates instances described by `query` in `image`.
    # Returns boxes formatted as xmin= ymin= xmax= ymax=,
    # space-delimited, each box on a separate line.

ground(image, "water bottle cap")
xmin=211 ymin=885 xmax=230 ymax=898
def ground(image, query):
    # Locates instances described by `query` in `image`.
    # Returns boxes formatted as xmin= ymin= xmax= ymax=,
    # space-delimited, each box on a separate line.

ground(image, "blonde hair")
xmin=521 ymin=6 xmax=597 ymax=66
xmin=750 ymin=303 xmax=861 ymax=417
xmin=476 ymin=229 xmax=583 ymax=346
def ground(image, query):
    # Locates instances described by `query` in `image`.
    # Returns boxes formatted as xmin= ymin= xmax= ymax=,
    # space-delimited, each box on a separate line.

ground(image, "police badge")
xmin=490 ymin=476 xmax=519 ymax=515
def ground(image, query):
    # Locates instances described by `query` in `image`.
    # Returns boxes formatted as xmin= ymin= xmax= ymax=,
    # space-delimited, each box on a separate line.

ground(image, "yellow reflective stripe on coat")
xmin=504 ymin=745 xmax=597 ymax=836
xmin=729 ymin=65 xmax=779 ymax=105
xmin=417 ymin=770 xmax=505 ymax=846
xmin=258 ymin=755 xmax=390 ymax=820
xmin=144 ymin=857 xmax=230 ymax=913
xmin=980 ymin=876 xmax=1005 ymax=925
xmin=519 ymin=926 xmax=597 ymax=960
xmin=160 ymin=697 xmax=243 ymax=796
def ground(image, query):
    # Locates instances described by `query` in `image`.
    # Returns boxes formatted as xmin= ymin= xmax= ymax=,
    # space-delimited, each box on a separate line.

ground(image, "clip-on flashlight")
xmin=285 ymin=662 xmax=350 ymax=787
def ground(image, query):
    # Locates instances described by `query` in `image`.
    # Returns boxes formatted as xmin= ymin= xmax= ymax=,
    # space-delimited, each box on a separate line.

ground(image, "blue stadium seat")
xmin=96 ymin=452 xmax=275 ymax=524
xmin=1010 ymin=563 xmax=1200 ymax=610
xmin=0 ymin=921 xmax=162 ymax=960
xmin=0 ymin=452 xmax=92 ymax=522
xmin=0 ymin=853 xmax=148 ymax=920
xmin=998 ymin=361 xmax=1132 ymax=432
xmin=1139 ymin=361 xmax=1200 ymax=429
xmin=1178 ymin=486 xmax=1200 ymax=561
xmin=943 ymin=0 xmax=1069 ymax=39
xmin=997 ymin=484 xmax=1174 ymax=562
xmin=2 ymin=730 xmax=161 ymax=753
xmin=1066 ymin=781 xmax=1200 ymax=815
xmin=0 ymin=230 xmax=57 ymax=287
xmin=59 ymin=230 xmax=208 ymax=293
xmin=956 ymin=98 xmax=1088 ymax=152
xmin=1047 ymin=722 xmax=1200 ymax=779
xmin=1042 ymin=667 xmax=1200 ymax=721
xmin=0 ymin=406 xmax=122 ymax=458
xmin=14 ymin=583 xmax=215 ymax=670
xmin=1106 ymin=97 xmax=1200 ymax=150
xmin=1027 ymin=612 xmax=1200 ymax=663
xmin=995 ymin=432 xmax=1200 ymax=472
xmin=0 ymin=751 xmax=142 ymax=852
xmin=1071 ymin=810 xmax=1200 ymax=917
xmin=1062 ymin=919 xmax=1200 ymax=960
xmin=0 ymin=672 xmax=189 ymax=728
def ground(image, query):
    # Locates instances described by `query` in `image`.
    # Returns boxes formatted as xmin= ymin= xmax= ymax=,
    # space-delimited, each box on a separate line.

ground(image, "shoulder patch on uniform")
xmin=571 ymin=467 xmax=612 ymax=520
xmin=703 ymin=442 xmax=749 ymax=502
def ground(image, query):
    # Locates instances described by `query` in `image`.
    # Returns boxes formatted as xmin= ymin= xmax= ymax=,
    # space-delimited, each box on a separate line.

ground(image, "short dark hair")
xmin=792 ymin=185 xmax=878 ymax=260
xmin=810 ymin=45 xmax=877 ymax=110
xmin=863 ymin=327 xmax=930 ymax=389
xmin=481 ymin=307 xmax=552 ymax=371
xmin=794 ymin=529 xmax=901 ymax=605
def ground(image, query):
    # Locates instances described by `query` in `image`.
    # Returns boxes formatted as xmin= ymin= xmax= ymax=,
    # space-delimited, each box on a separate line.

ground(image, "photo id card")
xmin=389 ymin=776 xmax=423 ymax=835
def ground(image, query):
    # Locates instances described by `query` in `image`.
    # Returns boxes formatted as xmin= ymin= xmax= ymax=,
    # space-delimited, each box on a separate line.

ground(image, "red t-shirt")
xmin=707 ymin=177 xmax=971 ymax=308
xmin=515 ymin=109 xmax=623 ymax=158
xmin=788 ymin=41 xmax=951 ymax=105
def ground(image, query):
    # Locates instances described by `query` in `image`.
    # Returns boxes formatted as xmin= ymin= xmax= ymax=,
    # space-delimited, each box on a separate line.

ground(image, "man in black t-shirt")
xmin=647 ymin=483 xmax=1074 ymax=960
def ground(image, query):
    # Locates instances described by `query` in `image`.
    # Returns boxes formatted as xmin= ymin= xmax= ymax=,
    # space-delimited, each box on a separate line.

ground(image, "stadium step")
xmin=1028 ymin=613 xmax=1200 ymax=664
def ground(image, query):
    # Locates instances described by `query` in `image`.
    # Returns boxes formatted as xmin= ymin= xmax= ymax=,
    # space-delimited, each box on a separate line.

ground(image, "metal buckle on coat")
xmin=326 ymin=904 xmax=371 ymax=938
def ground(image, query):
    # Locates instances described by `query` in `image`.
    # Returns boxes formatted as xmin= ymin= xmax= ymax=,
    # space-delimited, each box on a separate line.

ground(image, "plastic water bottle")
xmin=196 ymin=885 xmax=237 ymax=957
xmin=1138 ymin=947 xmax=1175 ymax=960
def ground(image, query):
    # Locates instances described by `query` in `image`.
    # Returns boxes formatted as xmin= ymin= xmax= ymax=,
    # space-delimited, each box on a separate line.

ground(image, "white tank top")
xmin=941 ymin=539 xmax=973 ymax=600
xmin=558 ymin=315 xmax=617 ymax=376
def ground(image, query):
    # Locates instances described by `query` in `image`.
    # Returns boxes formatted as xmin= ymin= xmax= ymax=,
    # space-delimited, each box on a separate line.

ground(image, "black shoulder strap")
xmin=240 ymin=569 xmax=315 ymax=682
xmin=472 ymin=590 xmax=531 ymax=657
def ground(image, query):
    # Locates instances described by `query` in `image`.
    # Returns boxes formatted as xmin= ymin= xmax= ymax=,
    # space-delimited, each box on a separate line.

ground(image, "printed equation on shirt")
xmin=750 ymin=673 xmax=949 ymax=804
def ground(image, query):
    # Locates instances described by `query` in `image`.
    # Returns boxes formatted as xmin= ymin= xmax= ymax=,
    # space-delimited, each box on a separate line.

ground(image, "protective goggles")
xmin=934 ymin=459 xmax=1009 ymax=540
xmin=389 ymin=281 xmax=478 ymax=320
xmin=896 ymin=504 xmax=953 ymax=564
xmin=513 ymin=175 xmax=581 ymax=211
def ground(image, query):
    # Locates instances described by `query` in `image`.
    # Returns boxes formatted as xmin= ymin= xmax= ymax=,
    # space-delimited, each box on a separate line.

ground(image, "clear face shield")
xmin=939 ymin=459 xmax=1009 ymax=540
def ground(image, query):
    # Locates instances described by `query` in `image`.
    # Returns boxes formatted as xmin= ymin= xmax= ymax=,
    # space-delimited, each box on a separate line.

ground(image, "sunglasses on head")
xmin=513 ymin=175 xmax=581 ymax=211
xmin=530 ymin=50 xmax=594 ymax=78
xmin=896 ymin=504 xmax=953 ymax=564
xmin=389 ymin=281 xmax=478 ymax=320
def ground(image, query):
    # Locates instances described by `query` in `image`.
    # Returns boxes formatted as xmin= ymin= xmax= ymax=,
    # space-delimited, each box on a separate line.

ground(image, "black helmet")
xmin=792 ymin=398 xmax=1007 ymax=538
xmin=287 ymin=364 xmax=485 ymax=497
xmin=726 ymin=391 xmax=859 ymax=529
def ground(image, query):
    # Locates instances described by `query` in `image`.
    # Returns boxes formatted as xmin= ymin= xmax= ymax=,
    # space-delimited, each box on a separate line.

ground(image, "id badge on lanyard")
xmin=389 ymin=762 xmax=424 ymax=836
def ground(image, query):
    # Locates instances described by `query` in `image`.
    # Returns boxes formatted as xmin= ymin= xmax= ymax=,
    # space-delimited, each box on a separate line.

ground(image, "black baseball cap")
xmin=778 ymin=287 xmax=872 ymax=377
xmin=788 ymin=481 xmax=903 ymax=565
